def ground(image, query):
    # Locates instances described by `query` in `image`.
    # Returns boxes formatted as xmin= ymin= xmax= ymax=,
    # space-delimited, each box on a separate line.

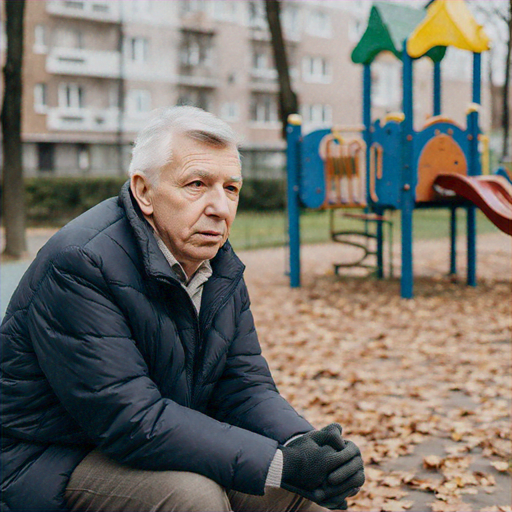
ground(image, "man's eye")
xmin=189 ymin=180 xmax=204 ymax=188
xmin=226 ymin=185 xmax=240 ymax=193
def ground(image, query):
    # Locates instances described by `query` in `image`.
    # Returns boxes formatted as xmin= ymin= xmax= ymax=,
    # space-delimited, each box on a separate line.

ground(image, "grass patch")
xmin=229 ymin=207 xmax=500 ymax=251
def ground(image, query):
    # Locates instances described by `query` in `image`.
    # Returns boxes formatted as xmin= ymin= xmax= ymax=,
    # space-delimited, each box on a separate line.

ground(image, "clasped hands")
xmin=280 ymin=424 xmax=365 ymax=510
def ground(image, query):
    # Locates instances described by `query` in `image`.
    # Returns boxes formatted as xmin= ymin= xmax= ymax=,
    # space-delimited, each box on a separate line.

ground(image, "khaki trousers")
xmin=65 ymin=450 xmax=330 ymax=512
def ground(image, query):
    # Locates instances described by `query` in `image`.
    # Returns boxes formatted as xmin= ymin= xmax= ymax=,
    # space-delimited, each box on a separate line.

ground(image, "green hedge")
xmin=25 ymin=177 xmax=128 ymax=226
xmin=20 ymin=176 xmax=286 ymax=226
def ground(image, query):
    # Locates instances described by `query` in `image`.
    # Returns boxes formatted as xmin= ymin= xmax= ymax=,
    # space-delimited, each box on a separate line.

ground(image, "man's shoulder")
xmin=47 ymin=196 xmax=127 ymax=255
xmin=29 ymin=196 xmax=136 ymax=283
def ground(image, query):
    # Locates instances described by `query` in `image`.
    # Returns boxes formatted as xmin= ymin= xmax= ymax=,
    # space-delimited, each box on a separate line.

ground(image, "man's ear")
xmin=130 ymin=173 xmax=154 ymax=216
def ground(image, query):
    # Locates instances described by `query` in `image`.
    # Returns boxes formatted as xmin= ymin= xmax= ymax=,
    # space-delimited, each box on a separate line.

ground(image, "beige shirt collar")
xmin=153 ymin=233 xmax=212 ymax=313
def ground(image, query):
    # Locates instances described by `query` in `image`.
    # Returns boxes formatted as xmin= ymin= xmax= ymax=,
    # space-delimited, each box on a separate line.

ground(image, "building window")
xmin=282 ymin=5 xmax=300 ymax=40
xmin=302 ymin=104 xmax=332 ymax=128
xmin=77 ymin=143 xmax=90 ymax=172
xmin=248 ymin=1 xmax=267 ymax=29
xmin=34 ymin=83 xmax=48 ymax=112
xmin=250 ymin=93 xmax=278 ymax=124
xmin=64 ymin=1 xmax=85 ymax=9
xmin=306 ymin=9 xmax=331 ymax=38
xmin=349 ymin=17 xmax=364 ymax=43
xmin=177 ymin=89 xmax=212 ymax=112
xmin=222 ymin=102 xmax=239 ymax=122
xmin=34 ymin=24 xmax=47 ymax=53
xmin=302 ymin=56 xmax=331 ymax=83
xmin=181 ymin=0 xmax=208 ymax=15
xmin=130 ymin=0 xmax=151 ymax=15
xmin=213 ymin=1 xmax=238 ymax=22
xmin=180 ymin=33 xmax=213 ymax=67
xmin=128 ymin=89 xmax=151 ymax=113
xmin=59 ymin=83 xmax=84 ymax=109
xmin=128 ymin=37 xmax=149 ymax=63
xmin=372 ymin=61 xmax=401 ymax=109
xmin=56 ymin=28 xmax=83 ymax=49
xmin=108 ymin=86 xmax=119 ymax=109
xmin=92 ymin=3 xmax=110 ymax=13
xmin=37 ymin=143 xmax=55 ymax=173
xmin=252 ymin=51 xmax=267 ymax=70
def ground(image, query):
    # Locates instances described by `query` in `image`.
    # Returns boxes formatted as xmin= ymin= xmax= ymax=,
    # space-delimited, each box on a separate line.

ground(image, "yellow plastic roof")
xmin=407 ymin=0 xmax=490 ymax=58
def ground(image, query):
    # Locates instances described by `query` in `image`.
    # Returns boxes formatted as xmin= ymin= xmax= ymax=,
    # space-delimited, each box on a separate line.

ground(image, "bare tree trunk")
xmin=1 ymin=0 xmax=26 ymax=258
xmin=501 ymin=0 xmax=512 ymax=160
xmin=264 ymin=0 xmax=298 ymax=138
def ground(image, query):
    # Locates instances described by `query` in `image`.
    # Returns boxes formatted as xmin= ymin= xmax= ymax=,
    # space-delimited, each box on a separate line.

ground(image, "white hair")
xmin=128 ymin=106 xmax=240 ymax=185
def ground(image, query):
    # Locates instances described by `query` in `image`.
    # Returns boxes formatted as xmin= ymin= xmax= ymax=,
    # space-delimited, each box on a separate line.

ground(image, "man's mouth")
xmin=198 ymin=231 xmax=223 ymax=238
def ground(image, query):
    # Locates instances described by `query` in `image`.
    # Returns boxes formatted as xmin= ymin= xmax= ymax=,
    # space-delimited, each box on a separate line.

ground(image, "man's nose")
xmin=205 ymin=186 xmax=231 ymax=219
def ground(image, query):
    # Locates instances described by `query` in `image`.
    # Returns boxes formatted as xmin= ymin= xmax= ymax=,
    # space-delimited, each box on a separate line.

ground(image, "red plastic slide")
xmin=433 ymin=174 xmax=512 ymax=236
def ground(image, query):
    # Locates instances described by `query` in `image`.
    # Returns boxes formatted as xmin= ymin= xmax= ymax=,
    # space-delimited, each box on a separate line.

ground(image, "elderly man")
xmin=1 ymin=106 xmax=364 ymax=512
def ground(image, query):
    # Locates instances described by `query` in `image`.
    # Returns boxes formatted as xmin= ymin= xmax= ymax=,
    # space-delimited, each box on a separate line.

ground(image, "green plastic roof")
xmin=351 ymin=1 xmax=446 ymax=64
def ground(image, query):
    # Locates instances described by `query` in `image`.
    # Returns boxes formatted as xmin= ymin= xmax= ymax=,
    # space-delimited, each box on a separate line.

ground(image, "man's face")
xmin=131 ymin=133 xmax=242 ymax=277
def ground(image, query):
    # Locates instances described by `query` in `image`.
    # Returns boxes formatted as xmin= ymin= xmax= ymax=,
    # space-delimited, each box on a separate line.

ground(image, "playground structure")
xmin=286 ymin=0 xmax=512 ymax=298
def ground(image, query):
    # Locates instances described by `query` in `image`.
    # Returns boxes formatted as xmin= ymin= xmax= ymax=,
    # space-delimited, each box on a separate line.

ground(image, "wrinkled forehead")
xmin=168 ymin=133 xmax=242 ymax=177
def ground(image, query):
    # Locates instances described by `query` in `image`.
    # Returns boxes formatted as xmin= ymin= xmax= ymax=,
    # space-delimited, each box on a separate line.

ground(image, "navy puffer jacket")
xmin=0 ymin=182 xmax=313 ymax=512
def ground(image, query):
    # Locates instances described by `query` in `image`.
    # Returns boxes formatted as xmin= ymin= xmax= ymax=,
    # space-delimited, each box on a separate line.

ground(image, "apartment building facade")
xmin=0 ymin=0 xmax=490 ymax=178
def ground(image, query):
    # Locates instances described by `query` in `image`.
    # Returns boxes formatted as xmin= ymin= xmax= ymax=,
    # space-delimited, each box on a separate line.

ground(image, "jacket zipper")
xmin=157 ymin=268 xmax=244 ymax=406
xmin=156 ymin=277 xmax=199 ymax=406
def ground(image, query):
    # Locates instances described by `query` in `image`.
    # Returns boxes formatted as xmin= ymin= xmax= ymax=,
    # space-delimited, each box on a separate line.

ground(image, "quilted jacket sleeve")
xmin=209 ymin=280 xmax=314 ymax=443
xmin=26 ymin=246 xmax=278 ymax=496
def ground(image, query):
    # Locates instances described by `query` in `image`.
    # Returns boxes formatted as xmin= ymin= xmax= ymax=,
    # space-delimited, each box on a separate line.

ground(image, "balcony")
xmin=176 ymin=75 xmax=220 ymax=88
xmin=46 ymin=47 xmax=121 ymax=79
xmin=46 ymin=0 xmax=121 ymax=23
xmin=47 ymin=107 xmax=120 ymax=132
xmin=176 ymin=63 xmax=220 ymax=88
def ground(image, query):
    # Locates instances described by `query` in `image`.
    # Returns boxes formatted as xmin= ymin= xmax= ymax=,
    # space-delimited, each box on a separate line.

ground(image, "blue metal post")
xmin=467 ymin=52 xmax=481 ymax=287
xmin=286 ymin=116 xmax=302 ymax=288
xmin=450 ymin=207 xmax=457 ymax=275
xmin=433 ymin=61 xmax=441 ymax=116
xmin=363 ymin=64 xmax=372 ymax=204
xmin=401 ymin=43 xmax=415 ymax=299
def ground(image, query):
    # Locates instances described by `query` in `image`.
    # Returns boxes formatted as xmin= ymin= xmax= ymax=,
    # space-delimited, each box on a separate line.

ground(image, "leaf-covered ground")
xmin=240 ymin=233 xmax=511 ymax=512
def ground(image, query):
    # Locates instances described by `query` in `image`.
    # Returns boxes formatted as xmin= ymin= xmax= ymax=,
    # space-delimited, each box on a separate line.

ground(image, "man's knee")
xmin=155 ymin=472 xmax=231 ymax=512
xmin=66 ymin=450 xmax=231 ymax=512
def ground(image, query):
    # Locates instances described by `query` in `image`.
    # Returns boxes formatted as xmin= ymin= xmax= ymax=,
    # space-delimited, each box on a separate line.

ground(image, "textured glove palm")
xmin=280 ymin=424 xmax=365 ymax=510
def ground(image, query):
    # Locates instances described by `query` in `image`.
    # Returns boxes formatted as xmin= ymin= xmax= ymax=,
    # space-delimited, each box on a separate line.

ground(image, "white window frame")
xmin=58 ymin=83 xmax=84 ymax=109
xmin=34 ymin=24 xmax=47 ymax=53
xmin=282 ymin=5 xmax=300 ymax=40
xmin=306 ymin=9 xmax=331 ymax=38
xmin=64 ymin=1 xmax=85 ymax=9
xmin=108 ymin=85 xmax=119 ymax=109
xmin=248 ymin=1 xmax=267 ymax=29
xmin=129 ymin=37 xmax=149 ymax=63
xmin=128 ymin=89 xmax=152 ymax=113
xmin=221 ymin=102 xmax=240 ymax=122
xmin=302 ymin=103 xmax=332 ymax=129
xmin=251 ymin=94 xmax=278 ymax=124
xmin=34 ymin=83 xmax=48 ymax=113
xmin=56 ymin=27 xmax=83 ymax=49
xmin=302 ymin=56 xmax=332 ymax=84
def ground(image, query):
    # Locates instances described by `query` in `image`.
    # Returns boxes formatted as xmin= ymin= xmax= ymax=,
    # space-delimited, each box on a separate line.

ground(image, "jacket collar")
xmin=118 ymin=181 xmax=245 ymax=287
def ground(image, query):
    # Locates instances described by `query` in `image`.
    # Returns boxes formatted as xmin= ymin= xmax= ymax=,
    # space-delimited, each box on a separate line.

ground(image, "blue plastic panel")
xmin=300 ymin=129 xmax=331 ymax=209
xmin=370 ymin=120 xmax=402 ymax=209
